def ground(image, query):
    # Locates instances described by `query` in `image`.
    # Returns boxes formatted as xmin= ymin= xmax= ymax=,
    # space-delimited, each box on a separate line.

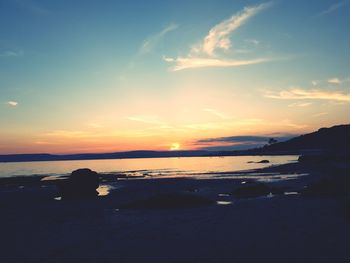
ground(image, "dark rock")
xmin=57 ymin=168 xmax=99 ymax=199
xmin=257 ymin=160 xmax=270 ymax=163
xmin=247 ymin=160 xmax=270 ymax=164
xmin=122 ymin=193 xmax=214 ymax=209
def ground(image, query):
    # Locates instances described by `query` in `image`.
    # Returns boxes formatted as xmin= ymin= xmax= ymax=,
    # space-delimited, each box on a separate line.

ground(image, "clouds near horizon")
xmin=265 ymin=88 xmax=350 ymax=102
xmin=194 ymin=134 xmax=297 ymax=151
xmin=327 ymin=78 xmax=342 ymax=85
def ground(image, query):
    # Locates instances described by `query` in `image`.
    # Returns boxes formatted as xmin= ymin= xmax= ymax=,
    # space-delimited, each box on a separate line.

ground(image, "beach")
xmin=1 ymin=159 xmax=350 ymax=263
xmin=2 ymin=0 xmax=350 ymax=261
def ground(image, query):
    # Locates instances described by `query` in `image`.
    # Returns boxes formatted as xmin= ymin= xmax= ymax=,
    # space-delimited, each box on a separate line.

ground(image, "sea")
xmin=0 ymin=155 xmax=298 ymax=179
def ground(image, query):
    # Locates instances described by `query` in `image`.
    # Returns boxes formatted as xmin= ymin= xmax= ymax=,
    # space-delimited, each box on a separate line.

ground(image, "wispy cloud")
xmin=7 ymin=101 xmax=18 ymax=107
xmin=126 ymin=115 xmax=163 ymax=125
xmin=311 ymin=77 xmax=349 ymax=86
xmin=313 ymin=112 xmax=328 ymax=117
xmin=265 ymin=88 xmax=350 ymax=102
xmin=139 ymin=23 xmax=178 ymax=55
xmin=316 ymin=1 xmax=349 ymax=16
xmin=42 ymin=130 xmax=91 ymax=138
xmin=288 ymin=102 xmax=312 ymax=107
xmin=0 ymin=50 xmax=23 ymax=58
xmin=164 ymin=2 xmax=273 ymax=71
xmin=279 ymin=119 xmax=308 ymax=129
xmin=87 ymin=122 xmax=103 ymax=128
xmin=165 ymin=56 xmax=271 ymax=71
xmin=327 ymin=77 xmax=342 ymax=84
xmin=203 ymin=108 xmax=230 ymax=119
xmin=197 ymin=135 xmax=276 ymax=144
xmin=245 ymin=39 xmax=260 ymax=45
xmin=192 ymin=2 xmax=271 ymax=56
xmin=184 ymin=118 xmax=264 ymax=131
xmin=195 ymin=134 xmax=297 ymax=151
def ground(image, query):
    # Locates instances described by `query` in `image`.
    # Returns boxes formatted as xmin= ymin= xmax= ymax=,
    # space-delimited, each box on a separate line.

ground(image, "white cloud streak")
xmin=265 ymin=88 xmax=350 ymax=102
xmin=316 ymin=1 xmax=349 ymax=16
xmin=7 ymin=101 xmax=18 ymax=107
xmin=139 ymin=23 xmax=178 ymax=55
xmin=164 ymin=2 xmax=273 ymax=71
xmin=288 ymin=102 xmax=312 ymax=107
xmin=165 ymin=57 xmax=271 ymax=71
xmin=192 ymin=2 xmax=271 ymax=56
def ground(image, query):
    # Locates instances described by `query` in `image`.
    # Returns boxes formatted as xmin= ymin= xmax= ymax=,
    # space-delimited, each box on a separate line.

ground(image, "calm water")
xmin=0 ymin=155 xmax=298 ymax=179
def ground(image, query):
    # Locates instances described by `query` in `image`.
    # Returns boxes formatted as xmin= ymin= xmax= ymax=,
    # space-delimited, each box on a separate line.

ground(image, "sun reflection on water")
xmin=97 ymin=185 xmax=114 ymax=196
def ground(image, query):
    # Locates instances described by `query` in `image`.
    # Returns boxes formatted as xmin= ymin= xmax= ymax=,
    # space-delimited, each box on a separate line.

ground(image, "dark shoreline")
xmin=1 ymin=159 xmax=350 ymax=263
xmin=0 ymin=150 xmax=303 ymax=163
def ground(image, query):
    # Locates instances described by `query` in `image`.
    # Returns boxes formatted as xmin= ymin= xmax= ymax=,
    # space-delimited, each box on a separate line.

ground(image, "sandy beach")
xmin=1 ymin=160 xmax=350 ymax=263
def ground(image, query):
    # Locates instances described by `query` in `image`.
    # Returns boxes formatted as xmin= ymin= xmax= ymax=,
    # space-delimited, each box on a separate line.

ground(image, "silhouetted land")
xmin=0 ymin=150 xmax=209 ymax=162
xmin=259 ymin=124 xmax=350 ymax=154
xmin=1 ymin=124 xmax=349 ymax=163
xmin=1 ymin=155 xmax=350 ymax=262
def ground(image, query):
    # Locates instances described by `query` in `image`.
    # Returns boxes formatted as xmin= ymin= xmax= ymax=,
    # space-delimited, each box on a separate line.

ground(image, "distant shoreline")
xmin=0 ymin=150 xmax=302 ymax=163
xmin=3 ymin=123 xmax=349 ymax=163
xmin=1 ymin=153 xmax=350 ymax=262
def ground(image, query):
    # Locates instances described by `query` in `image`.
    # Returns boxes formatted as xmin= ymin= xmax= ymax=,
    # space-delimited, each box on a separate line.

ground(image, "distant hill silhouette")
xmin=261 ymin=124 xmax=350 ymax=153
xmin=0 ymin=150 xmax=210 ymax=163
xmin=1 ymin=124 xmax=349 ymax=163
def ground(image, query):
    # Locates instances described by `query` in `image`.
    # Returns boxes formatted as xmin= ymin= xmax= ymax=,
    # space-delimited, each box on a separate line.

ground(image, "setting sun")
xmin=169 ymin=143 xmax=181 ymax=151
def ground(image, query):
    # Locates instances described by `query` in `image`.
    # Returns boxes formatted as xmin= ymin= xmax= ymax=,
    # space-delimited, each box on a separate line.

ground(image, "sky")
xmin=0 ymin=0 xmax=350 ymax=154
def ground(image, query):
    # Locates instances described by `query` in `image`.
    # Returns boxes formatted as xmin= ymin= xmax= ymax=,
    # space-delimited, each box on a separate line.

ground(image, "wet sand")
xmin=1 ymin=162 xmax=350 ymax=263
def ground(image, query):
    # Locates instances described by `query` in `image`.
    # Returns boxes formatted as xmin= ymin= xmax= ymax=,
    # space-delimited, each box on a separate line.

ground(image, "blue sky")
xmin=0 ymin=0 xmax=350 ymax=153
